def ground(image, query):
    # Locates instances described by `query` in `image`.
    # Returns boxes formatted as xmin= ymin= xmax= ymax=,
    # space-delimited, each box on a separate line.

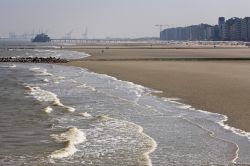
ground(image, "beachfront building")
xmin=241 ymin=17 xmax=250 ymax=41
xmin=222 ymin=19 xmax=231 ymax=41
xmin=241 ymin=18 xmax=248 ymax=41
xmin=231 ymin=18 xmax=241 ymax=41
xmin=248 ymin=21 xmax=250 ymax=41
xmin=160 ymin=24 xmax=215 ymax=41
xmin=218 ymin=17 xmax=225 ymax=40
xmin=160 ymin=17 xmax=250 ymax=41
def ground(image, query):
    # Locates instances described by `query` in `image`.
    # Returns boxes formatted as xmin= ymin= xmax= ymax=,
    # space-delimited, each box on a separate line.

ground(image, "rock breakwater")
xmin=0 ymin=57 xmax=69 ymax=63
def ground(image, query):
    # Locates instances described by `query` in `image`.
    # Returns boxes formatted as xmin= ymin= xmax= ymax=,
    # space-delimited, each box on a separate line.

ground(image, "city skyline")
xmin=1 ymin=0 xmax=250 ymax=39
xmin=160 ymin=17 xmax=250 ymax=41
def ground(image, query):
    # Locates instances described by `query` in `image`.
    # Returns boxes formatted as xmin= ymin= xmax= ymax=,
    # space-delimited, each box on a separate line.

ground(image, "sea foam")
xmin=43 ymin=106 xmax=53 ymax=113
xmin=50 ymin=127 xmax=86 ymax=159
xmin=25 ymin=85 xmax=75 ymax=113
xmin=29 ymin=67 xmax=53 ymax=76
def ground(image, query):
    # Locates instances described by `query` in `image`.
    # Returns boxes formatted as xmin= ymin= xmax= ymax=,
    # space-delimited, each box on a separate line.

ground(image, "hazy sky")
xmin=0 ymin=0 xmax=250 ymax=38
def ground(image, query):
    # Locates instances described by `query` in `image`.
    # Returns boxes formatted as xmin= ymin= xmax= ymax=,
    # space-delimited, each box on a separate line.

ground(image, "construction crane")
xmin=22 ymin=32 xmax=29 ymax=40
xmin=81 ymin=27 xmax=88 ymax=39
xmin=9 ymin=32 xmax=16 ymax=39
xmin=65 ymin=29 xmax=74 ymax=39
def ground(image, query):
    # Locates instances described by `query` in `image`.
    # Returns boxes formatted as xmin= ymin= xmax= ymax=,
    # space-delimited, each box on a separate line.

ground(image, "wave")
xmin=77 ymin=84 xmax=96 ymax=91
xmin=86 ymin=115 xmax=157 ymax=166
xmin=29 ymin=67 xmax=53 ymax=76
xmin=43 ymin=78 xmax=49 ymax=83
xmin=25 ymin=85 xmax=75 ymax=113
xmin=9 ymin=64 xmax=16 ymax=68
xmin=49 ymin=127 xmax=86 ymax=159
xmin=218 ymin=116 xmax=250 ymax=142
xmin=0 ymin=64 xmax=16 ymax=68
xmin=131 ymin=122 xmax=157 ymax=166
xmin=164 ymin=97 xmax=250 ymax=163
xmin=78 ymin=112 xmax=92 ymax=117
xmin=168 ymin=99 xmax=250 ymax=142
xmin=73 ymin=65 xmax=250 ymax=164
xmin=43 ymin=106 xmax=53 ymax=113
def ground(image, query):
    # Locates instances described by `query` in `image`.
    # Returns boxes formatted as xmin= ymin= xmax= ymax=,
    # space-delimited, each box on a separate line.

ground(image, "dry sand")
xmin=65 ymin=48 xmax=250 ymax=132
xmin=72 ymin=48 xmax=250 ymax=60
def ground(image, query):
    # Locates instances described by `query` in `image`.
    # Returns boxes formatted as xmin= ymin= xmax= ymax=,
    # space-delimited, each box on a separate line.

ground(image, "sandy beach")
xmin=65 ymin=47 xmax=250 ymax=132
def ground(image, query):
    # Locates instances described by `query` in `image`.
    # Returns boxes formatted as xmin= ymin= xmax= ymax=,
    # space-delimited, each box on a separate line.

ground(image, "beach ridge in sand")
xmin=64 ymin=47 xmax=250 ymax=132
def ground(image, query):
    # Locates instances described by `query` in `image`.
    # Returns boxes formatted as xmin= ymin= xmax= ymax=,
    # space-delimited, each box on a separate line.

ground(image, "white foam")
xmin=86 ymin=115 xmax=157 ymax=165
xmin=129 ymin=122 xmax=157 ymax=166
xmin=57 ymin=76 xmax=65 ymax=80
xmin=77 ymin=84 xmax=96 ymax=91
xmin=181 ymin=116 xmax=240 ymax=164
xmin=69 ymin=79 xmax=77 ymax=83
xmin=171 ymin=99 xmax=250 ymax=142
xmin=9 ymin=64 xmax=16 ymax=68
xmin=43 ymin=106 xmax=53 ymax=113
xmin=218 ymin=116 xmax=250 ymax=142
xmin=96 ymin=115 xmax=111 ymax=121
xmin=50 ymin=127 xmax=86 ymax=159
xmin=164 ymin=98 xmax=250 ymax=163
xmin=50 ymin=142 xmax=77 ymax=159
xmin=29 ymin=67 xmax=40 ymax=71
xmin=25 ymin=85 xmax=61 ymax=104
xmin=167 ymin=97 xmax=250 ymax=143
xmin=78 ymin=112 xmax=92 ymax=117
xmin=25 ymin=85 xmax=75 ymax=113
xmin=0 ymin=65 xmax=11 ymax=68
xmin=63 ymin=106 xmax=76 ymax=113
xmin=169 ymin=99 xmax=214 ymax=115
xmin=29 ymin=67 xmax=53 ymax=76
xmin=43 ymin=78 xmax=49 ymax=82
xmin=163 ymin=98 xmax=180 ymax=102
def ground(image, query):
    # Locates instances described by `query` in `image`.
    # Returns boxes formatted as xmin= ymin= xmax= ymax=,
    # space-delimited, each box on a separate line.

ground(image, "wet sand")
xmin=65 ymin=48 xmax=250 ymax=132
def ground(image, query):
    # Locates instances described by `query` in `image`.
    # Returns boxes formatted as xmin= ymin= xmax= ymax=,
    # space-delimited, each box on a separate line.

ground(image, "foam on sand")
xmin=218 ymin=116 xmax=250 ymax=142
xmin=49 ymin=127 xmax=86 ymax=159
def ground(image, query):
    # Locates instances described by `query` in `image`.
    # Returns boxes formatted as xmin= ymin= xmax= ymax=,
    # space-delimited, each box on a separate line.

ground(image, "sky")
xmin=0 ymin=0 xmax=250 ymax=39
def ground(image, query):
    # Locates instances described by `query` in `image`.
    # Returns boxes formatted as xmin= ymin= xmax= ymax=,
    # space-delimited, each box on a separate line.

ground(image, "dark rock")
xmin=0 ymin=57 xmax=69 ymax=63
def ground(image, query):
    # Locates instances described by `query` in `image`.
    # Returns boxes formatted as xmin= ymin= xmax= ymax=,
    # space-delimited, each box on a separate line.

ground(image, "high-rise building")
xmin=160 ymin=17 xmax=250 ymax=41
xmin=222 ymin=23 xmax=230 ymax=41
xmin=248 ymin=21 xmax=250 ymax=41
xmin=218 ymin=17 xmax=225 ymax=25
xmin=218 ymin=17 xmax=225 ymax=39
xmin=231 ymin=18 xmax=241 ymax=41
xmin=222 ymin=17 xmax=242 ymax=41
xmin=241 ymin=17 xmax=250 ymax=41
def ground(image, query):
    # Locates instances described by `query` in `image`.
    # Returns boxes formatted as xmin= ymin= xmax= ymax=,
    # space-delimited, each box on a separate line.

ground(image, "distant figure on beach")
xmin=101 ymin=50 xmax=104 ymax=54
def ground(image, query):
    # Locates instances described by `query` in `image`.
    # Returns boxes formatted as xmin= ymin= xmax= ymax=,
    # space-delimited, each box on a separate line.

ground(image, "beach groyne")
xmin=0 ymin=57 xmax=69 ymax=63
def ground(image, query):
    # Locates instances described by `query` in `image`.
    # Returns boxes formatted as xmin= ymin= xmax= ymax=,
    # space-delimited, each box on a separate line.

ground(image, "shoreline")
xmin=63 ymin=47 xmax=250 ymax=132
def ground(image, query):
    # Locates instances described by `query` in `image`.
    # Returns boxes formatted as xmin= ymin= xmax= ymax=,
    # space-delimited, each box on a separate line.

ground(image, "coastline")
xmin=63 ymin=47 xmax=250 ymax=132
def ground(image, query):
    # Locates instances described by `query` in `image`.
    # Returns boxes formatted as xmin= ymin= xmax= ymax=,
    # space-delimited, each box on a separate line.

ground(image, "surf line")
xmin=49 ymin=127 xmax=86 ymax=159
xmin=24 ymin=85 xmax=75 ymax=113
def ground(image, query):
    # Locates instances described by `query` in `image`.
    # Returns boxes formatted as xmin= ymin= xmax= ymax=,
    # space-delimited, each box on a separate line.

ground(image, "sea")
xmin=0 ymin=47 xmax=250 ymax=166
